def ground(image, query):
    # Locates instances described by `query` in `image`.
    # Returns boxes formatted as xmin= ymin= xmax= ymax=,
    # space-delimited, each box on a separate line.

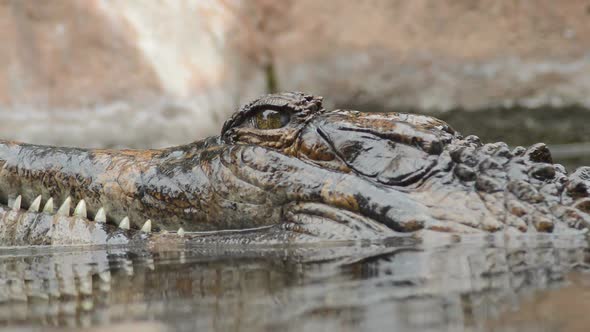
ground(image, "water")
xmin=0 ymin=235 xmax=589 ymax=331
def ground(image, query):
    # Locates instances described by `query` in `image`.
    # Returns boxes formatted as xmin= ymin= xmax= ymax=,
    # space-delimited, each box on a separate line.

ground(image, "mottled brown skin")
xmin=1 ymin=92 xmax=590 ymax=246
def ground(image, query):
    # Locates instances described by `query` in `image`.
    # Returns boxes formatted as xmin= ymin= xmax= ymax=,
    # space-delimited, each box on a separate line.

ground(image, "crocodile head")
xmin=218 ymin=92 xmax=590 ymax=237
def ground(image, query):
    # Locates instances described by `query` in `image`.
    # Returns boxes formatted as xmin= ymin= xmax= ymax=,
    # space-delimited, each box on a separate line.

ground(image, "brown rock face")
xmin=263 ymin=0 xmax=590 ymax=111
xmin=0 ymin=0 xmax=266 ymax=148
xmin=1 ymin=0 xmax=590 ymax=149
xmin=0 ymin=0 xmax=160 ymax=108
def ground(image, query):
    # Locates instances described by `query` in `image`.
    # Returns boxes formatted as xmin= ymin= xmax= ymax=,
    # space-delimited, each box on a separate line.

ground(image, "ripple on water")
xmin=0 ymin=234 xmax=588 ymax=332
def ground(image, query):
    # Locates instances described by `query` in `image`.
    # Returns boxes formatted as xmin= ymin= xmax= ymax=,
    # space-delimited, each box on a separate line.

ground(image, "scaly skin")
xmin=1 ymin=92 xmax=590 ymax=246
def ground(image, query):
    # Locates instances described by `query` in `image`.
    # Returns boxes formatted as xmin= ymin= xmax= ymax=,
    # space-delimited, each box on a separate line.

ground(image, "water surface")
xmin=0 ymin=235 xmax=589 ymax=331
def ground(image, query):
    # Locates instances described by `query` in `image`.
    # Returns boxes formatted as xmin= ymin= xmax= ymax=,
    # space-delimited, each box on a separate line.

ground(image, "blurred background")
xmin=0 ymin=0 xmax=589 ymax=169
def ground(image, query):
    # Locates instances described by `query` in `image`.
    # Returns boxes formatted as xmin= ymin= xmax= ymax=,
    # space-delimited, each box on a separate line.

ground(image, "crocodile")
xmin=0 ymin=92 xmax=589 ymax=246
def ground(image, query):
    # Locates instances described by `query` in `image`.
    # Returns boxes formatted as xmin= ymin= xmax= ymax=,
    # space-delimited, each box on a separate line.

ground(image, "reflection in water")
xmin=0 ymin=235 xmax=589 ymax=332
xmin=486 ymin=272 xmax=590 ymax=332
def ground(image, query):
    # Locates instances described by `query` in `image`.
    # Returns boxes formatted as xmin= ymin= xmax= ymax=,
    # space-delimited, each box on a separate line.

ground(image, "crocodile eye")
xmin=252 ymin=109 xmax=290 ymax=129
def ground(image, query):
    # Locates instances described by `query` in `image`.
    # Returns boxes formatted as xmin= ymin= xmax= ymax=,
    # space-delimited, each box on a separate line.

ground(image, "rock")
xmin=3 ymin=0 xmax=590 ymax=149
xmin=0 ymin=0 xmax=266 ymax=148
xmin=267 ymin=0 xmax=590 ymax=112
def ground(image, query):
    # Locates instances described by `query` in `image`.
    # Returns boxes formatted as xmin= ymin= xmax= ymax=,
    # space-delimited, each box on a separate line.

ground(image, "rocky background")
xmin=0 ymin=0 xmax=588 ymax=167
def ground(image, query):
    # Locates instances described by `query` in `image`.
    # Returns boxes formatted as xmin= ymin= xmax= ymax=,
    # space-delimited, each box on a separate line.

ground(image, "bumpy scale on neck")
xmin=414 ymin=134 xmax=590 ymax=233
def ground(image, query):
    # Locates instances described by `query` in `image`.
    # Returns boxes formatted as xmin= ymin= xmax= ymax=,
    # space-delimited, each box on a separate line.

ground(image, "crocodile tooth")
xmin=141 ymin=219 xmax=152 ymax=233
xmin=12 ymin=195 xmax=21 ymax=211
xmin=119 ymin=216 xmax=130 ymax=230
xmin=43 ymin=197 xmax=54 ymax=213
xmin=28 ymin=195 xmax=42 ymax=212
xmin=74 ymin=199 xmax=87 ymax=218
xmin=95 ymin=207 xmax=106 ymax=223
xmin=177 ymin=227 xmax=185 ymax=237
xmin=57 ymin=197 xmax=72 ymax=216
